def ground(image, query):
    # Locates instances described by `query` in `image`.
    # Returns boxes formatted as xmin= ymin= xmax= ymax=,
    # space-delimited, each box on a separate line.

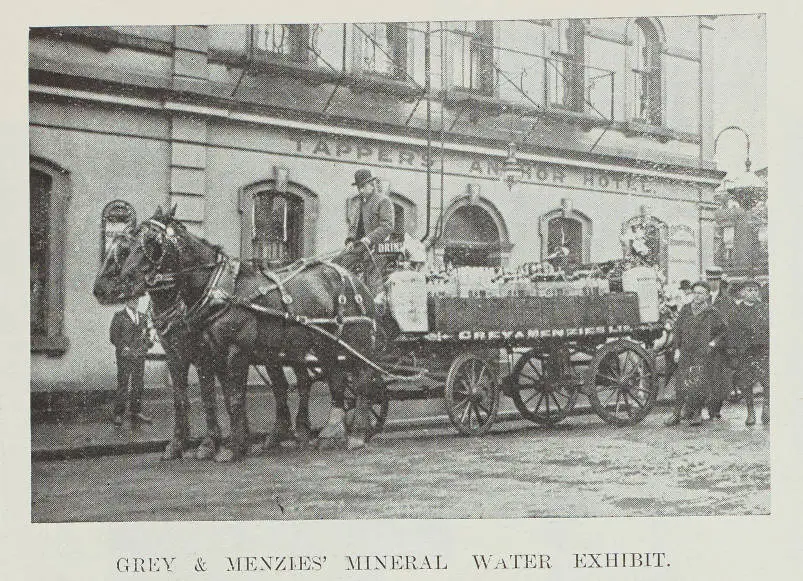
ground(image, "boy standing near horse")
xmin=109 ymin=297 xmax=153 ymax=426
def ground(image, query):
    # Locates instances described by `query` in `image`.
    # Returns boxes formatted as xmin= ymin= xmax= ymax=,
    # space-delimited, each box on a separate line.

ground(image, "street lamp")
xmin=714 ymin=125 xmax=752 ymax=173
xmin=712 ymin=126 xmax=767 ymax=277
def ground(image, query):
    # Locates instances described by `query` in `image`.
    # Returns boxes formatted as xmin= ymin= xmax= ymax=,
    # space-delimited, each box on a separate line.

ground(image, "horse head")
xmin=119 ymin=205 xmax=219 ymax=305
xmin=93 ymin=229 xmax=143 ymax=304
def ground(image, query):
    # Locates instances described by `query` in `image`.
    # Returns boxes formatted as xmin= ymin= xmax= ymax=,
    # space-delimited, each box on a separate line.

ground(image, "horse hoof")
xmin=196 ymin=438 xmax=217 ymax=460
xmin=161 ymin=439 xmax=186 ymax=461
xmin=214 ymin=447 xmax=237 ymax=463
xmin=263 ymin=428 xmax=294 ymax=450
xmin=346 ymin=436 xmax=366 ymax=451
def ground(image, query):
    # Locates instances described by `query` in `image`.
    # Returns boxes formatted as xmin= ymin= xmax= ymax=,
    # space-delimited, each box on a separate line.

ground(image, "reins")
xmin=141 ymin=219 xmax=427 ymax=382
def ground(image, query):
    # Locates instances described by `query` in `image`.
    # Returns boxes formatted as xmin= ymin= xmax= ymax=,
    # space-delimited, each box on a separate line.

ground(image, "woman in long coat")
xmin=665 ymin=280 xmax=728 ymax=426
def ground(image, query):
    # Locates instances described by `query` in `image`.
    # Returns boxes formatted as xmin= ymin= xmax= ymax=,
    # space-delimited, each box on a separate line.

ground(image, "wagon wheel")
xmin=585 ymin=339 xmax=657 ymax=426
xmin=343 ymin=376 xmax=389 ymax=441
xmin=509 ymin=346 xmax=579 ymax=425
xmin=444 ymin=351 xmax=500 ymax=436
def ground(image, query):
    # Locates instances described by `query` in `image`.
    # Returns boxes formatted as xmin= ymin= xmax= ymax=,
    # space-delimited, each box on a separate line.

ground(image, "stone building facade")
xmin=30 ymin=18 xmax=724 ymax=392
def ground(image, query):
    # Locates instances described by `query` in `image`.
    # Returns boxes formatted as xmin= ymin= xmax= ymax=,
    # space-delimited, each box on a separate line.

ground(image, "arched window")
xmin=546 ymin=216 xmax=583 ymax=268
xmin=551 ymin=19 xmax=586 ymax=112
xmin=240 ymin=178 xmax=318 ymax=269
xmin=434 ymin=196 xmax=512 ymax=268
xmin=30 ymin=158 xmax=70 ymax=355
xmin=631 ymin=18 xmax=663 ymax=125
xmin=539 ymin=203 xmax=592 ymax=267
xmin=621 ymin=214 xmax=669 ymax=275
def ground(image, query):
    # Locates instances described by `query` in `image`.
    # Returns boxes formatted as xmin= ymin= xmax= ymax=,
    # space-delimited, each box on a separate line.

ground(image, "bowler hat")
xmin=704 ymin=266 xmax=723 ymax=280
xmin=352 ymin=168 xmax=378 ymax=188
xmin=679 ymin=279 xmax=692 ymax=291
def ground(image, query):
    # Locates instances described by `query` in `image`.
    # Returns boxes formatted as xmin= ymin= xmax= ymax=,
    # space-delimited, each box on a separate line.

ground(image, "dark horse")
xmin=116 ymin=206 xmax=377 ymax=461
xmin=94 ymin=220 xmax=317 ymax=460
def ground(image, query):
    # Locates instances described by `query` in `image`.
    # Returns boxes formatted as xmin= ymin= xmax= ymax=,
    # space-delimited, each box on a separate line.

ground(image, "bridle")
xmin=139 ymin=218 xmax=221 ymax=290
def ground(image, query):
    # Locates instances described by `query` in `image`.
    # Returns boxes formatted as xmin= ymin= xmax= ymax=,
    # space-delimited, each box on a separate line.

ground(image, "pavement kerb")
xmin=31 ymin=399 xmax=681 ymax=462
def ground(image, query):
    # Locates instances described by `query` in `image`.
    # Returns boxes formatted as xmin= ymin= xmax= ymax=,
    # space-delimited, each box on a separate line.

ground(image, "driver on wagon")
xmin=336 ymin=168 xmax=395 ymax=295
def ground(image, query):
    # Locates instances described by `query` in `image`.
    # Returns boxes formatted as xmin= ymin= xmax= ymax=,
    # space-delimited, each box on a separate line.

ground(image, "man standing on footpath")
xmin=110 ymin=297 xmax=153 ymax=426
xmin=705 ymin=266 xmax=735 ymax=419
xmin=665 ymin=280 xmax=727 ymax=427
xmin=336 ymin=168 xmax=395 ymax=295
xmin=729 ymin=279 xmax=770 ymax=425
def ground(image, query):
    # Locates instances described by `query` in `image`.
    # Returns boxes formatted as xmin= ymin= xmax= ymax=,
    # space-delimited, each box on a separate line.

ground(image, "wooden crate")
xmin=428 ymin=292 xmax=641 ymax=334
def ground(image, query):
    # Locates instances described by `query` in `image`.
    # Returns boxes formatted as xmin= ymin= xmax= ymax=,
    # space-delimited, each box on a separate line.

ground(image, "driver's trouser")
xmin=334 ymin=247 xmax=387 ymax=296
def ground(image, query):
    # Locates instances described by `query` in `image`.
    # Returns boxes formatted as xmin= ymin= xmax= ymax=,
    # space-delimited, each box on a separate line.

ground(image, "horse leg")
xmin=260 ymin=365 xmax=295 ymax=451
xmin=316 ymin=359 xmax=347 ymax=449
xmin=215 ymin=348 xmax=251 ymax=463
xmin=162 ymin=343 xmax=191 ymax=460
xmin=195 ymin=365 xmax=220 ymax=460
xmin=346 ymin=365 xmax=373 ymax=451
xmin=293 ymin=363 xmax=313 ymax=444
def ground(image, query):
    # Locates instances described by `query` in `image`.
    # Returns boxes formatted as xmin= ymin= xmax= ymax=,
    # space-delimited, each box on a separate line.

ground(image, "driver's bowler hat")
xmin=352 ymin=169 xmax=378 ymax=188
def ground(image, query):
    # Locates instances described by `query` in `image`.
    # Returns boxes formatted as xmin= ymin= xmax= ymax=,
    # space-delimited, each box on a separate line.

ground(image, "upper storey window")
xmin=631 ymin=18 xmax=663 ymax=125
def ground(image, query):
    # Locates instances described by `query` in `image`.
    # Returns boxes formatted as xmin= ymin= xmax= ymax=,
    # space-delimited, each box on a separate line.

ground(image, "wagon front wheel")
xmin=343 ymin=379 xmax=389 ymax=441
xmin=586 ymin=339 xmax=657 ymax=426
xmin=444 ymin=351 xmax=500 ymax=436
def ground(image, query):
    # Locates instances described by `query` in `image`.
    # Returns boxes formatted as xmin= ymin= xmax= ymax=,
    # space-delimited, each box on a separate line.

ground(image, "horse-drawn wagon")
xmin=94 ymin=206 xmax=669 ymax=460
xmin=348 ymin=262 xmax=667 ymax=438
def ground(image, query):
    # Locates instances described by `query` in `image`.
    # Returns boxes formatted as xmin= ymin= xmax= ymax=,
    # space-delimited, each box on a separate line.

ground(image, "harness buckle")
xmin=297 ymin=315 xmax=309 ymax=325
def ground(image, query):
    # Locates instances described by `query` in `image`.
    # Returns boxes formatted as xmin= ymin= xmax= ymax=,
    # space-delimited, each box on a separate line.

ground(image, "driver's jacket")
xmin=345 ymin=192 xmax=394 ymax=247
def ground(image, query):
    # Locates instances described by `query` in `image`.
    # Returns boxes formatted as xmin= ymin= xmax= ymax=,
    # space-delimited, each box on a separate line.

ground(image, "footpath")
xmin=32 ymin=380 xmax=690 ymax=461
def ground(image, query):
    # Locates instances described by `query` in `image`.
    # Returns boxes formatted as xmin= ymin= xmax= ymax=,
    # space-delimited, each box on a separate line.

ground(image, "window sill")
xmin=347 ymin=72 xmax=422 ymax=100
xmin=442 ymin=88 xmax=506 ymax=112
xmin=31 ymin=334 xmax=69 ymax=357
xmin=622 ymin=120 xmax=700 ymax=145
xmin=209 ymin=49 xmax=339 ymax=85
xmin=544 ymin=105 xmax=610 ymax=129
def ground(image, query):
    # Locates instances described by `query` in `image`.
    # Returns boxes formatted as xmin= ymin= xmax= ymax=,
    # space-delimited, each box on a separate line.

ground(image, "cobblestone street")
xmin=32 ymin=400 xmax=769 ymax=522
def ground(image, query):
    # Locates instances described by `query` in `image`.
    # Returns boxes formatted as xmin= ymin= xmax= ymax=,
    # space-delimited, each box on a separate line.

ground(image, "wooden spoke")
xmin=586 ymin=340 xmax=657 ymax=426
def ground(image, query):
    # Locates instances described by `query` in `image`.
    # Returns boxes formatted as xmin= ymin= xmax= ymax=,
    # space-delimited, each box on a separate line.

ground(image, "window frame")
xmin=620 ymin=214 xmax=669 ymax=275
xmin=352 ymin=22 xmax=410 ymax=81
xmin=30 ymin=158 xmax=70 ymax=356
xmin=433 ymin=195 xmax=512 ymax=269
xmin=239 ymin=178 xmax=318 ymax=270
xmin=630 ymin=17 xmax=664 ymax=126
xmin=252 ymin=24 xmax=311 ymax=64
xmin=449 ymin=21 xmax=497 ymax=96
xmin=549 ymin=19 xmax=586 ymax=113
xmin=538 ymin=206 xmax=592 ymax=264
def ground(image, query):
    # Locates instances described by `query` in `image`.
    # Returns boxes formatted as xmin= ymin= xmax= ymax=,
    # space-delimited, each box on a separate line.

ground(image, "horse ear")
xmin=169 ymin=203 xmax=178 ymax=218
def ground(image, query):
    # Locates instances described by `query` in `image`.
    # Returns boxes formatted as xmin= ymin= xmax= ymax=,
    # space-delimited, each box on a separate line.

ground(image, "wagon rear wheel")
xmin=444 ymin=351 xmax=500 ymax=436
xmin=343 ymin=378 xmax=389 ymax=441
xmin=586 ymin=339 xmax=657 ymax=426
xmin=509 ymin=346 xmax=579 ymax=425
